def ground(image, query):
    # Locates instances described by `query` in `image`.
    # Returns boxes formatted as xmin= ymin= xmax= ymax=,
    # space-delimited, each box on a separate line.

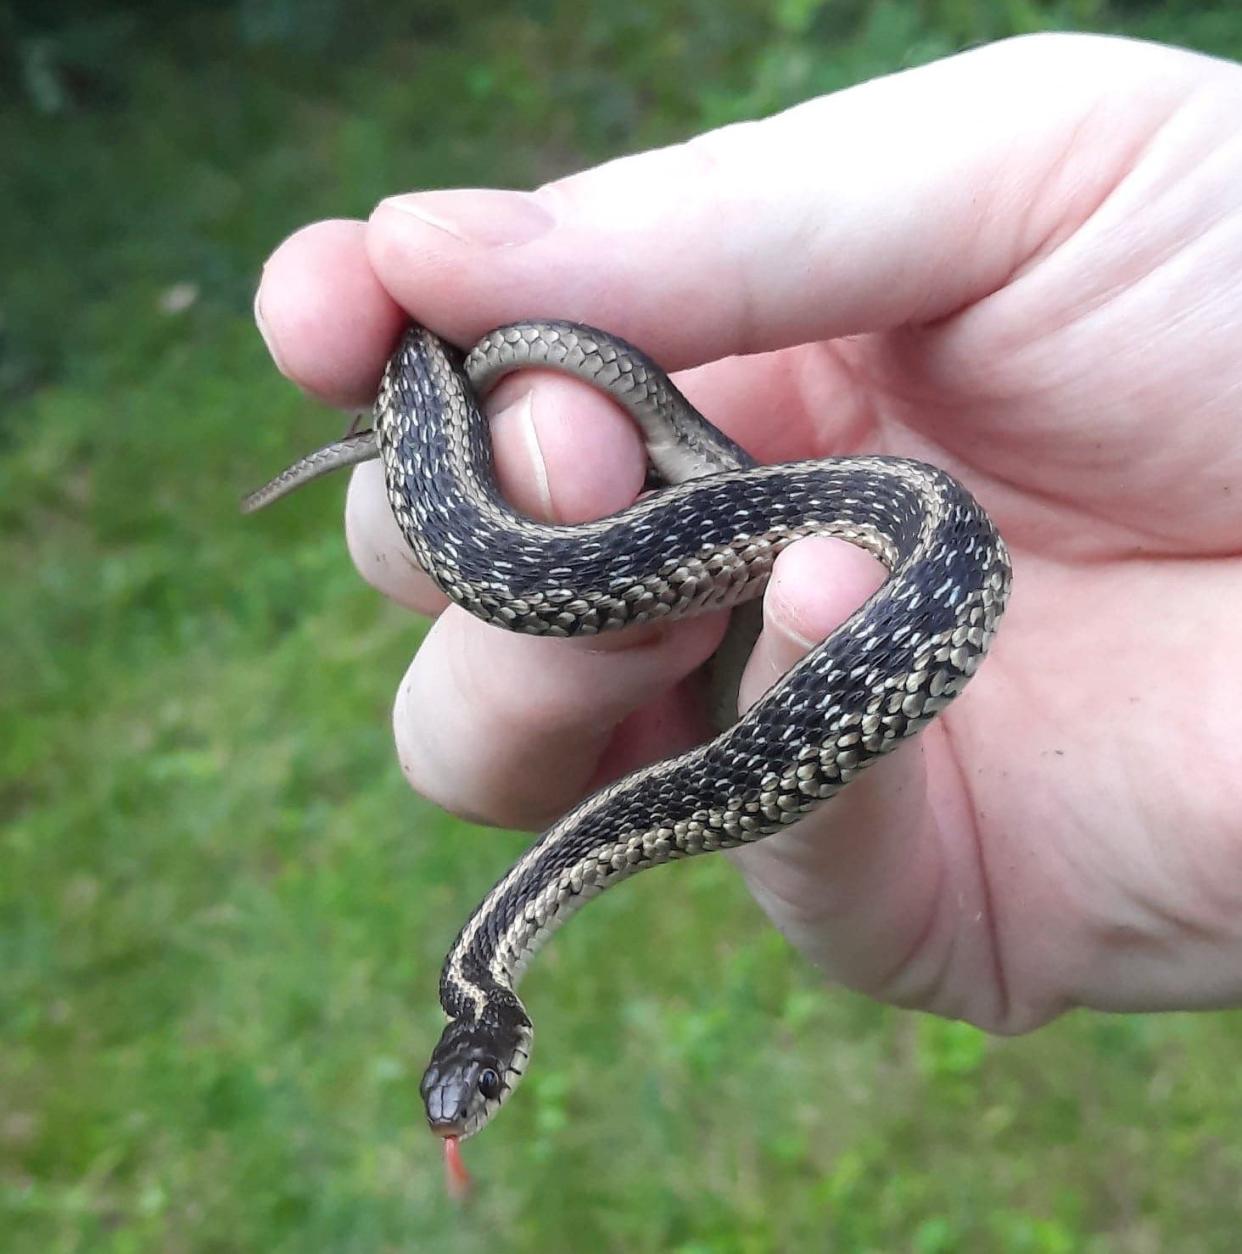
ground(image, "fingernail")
xmin=492 ymin=390 xmax=553 ymax=516
xmin=379 ymin=188 xmax=555 ymax=247
xmin=253 ymin=283 xmax=291 ymax=376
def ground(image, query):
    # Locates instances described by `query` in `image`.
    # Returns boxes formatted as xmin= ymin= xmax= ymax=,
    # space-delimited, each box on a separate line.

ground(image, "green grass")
xmin=4 ymin=3 xmax=1242 ymax=1250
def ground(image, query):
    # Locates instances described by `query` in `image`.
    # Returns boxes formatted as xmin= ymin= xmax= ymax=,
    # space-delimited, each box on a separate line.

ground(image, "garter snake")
xmin=244 ymin=320 xmax=1012 ymax=1158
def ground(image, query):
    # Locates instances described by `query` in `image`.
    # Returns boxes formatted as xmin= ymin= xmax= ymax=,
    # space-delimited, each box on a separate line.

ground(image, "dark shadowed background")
xmin=3 ymin=2 xmax=1241 ymax=1250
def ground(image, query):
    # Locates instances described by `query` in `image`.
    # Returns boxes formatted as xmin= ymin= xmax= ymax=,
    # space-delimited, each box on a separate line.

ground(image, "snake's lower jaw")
xmin=427 ymin=1116 xmax=467 ymax=1140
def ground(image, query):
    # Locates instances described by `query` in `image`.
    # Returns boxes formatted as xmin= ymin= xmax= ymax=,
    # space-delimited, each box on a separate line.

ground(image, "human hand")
xmin=254 ymin=33 xmax=1242 ymax=1032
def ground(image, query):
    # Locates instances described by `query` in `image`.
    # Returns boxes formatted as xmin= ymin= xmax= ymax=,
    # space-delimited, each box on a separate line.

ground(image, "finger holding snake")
xmin=253 ymin=31 xmax=1242 ymax=1096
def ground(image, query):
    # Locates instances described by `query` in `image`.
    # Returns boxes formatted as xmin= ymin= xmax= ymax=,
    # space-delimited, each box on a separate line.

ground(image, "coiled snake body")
xmin=245 ymin=321 xmax=1012 ymax=1152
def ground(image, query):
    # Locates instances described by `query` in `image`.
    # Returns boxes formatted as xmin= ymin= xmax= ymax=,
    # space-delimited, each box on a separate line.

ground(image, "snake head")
xmin=420 ymin=1010 xmax=532 ymax=1140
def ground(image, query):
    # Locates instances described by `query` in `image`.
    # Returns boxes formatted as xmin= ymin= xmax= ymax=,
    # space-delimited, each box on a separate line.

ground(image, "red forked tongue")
xmin=443 ymin=1135 xmax=472 ymax=1200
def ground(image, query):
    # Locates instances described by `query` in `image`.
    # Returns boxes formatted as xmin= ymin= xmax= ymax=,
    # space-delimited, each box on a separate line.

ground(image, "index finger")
xmin=364 ymin=35 xmax=1201 ymax=370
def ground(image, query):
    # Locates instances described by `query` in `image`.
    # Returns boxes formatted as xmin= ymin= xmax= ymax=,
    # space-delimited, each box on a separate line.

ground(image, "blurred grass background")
xmin=3 ymin=1 xmax=1242 ymax=1250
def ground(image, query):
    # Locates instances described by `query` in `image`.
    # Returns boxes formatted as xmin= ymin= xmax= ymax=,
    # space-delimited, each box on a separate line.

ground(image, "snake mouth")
xmin=427 ymin=1116 xmax=468 ymax=1140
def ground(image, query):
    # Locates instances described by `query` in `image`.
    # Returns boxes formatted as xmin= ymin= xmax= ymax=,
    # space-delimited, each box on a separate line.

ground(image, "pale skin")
xmin=254 ymin=33 xmax=1242 ymax=1035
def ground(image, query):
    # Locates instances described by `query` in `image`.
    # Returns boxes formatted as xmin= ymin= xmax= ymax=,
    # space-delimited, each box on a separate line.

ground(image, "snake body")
xmin=244 ymin=321 xmax=1012 ymax=1142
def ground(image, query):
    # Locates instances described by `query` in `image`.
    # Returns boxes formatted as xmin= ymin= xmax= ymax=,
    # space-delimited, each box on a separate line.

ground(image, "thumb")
xmin=726 ymin=539 xmax=1004 ymax=1024
xmin=365 ymin=34 xmax=1197 ymax=366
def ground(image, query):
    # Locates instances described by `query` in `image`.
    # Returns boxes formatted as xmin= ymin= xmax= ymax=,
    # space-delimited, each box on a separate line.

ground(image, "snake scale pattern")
xmin=244 ymin=320 xmax=1012 ymax=1146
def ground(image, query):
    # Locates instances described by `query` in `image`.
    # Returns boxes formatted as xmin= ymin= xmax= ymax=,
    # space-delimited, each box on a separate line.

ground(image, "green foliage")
xmin=4 ymin=1 xmax=1242 ymax=1250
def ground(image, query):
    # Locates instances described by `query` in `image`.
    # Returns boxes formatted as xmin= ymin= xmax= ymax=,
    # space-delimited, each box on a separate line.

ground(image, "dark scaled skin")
xmin=242 ymin=324 xmax=1010 ymax=1156
xmin=369 ymin=324 xmax=1012 ymax=1144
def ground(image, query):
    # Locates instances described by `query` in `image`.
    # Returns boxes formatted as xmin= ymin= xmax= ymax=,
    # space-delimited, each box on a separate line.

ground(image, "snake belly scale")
xmin=243 ymin=320 xmax=1012 ymax=1143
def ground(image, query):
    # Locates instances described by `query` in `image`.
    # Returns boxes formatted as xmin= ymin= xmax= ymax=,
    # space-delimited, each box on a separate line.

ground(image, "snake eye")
xmin=477 ymin=1068 xmax=502 ymax=1100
